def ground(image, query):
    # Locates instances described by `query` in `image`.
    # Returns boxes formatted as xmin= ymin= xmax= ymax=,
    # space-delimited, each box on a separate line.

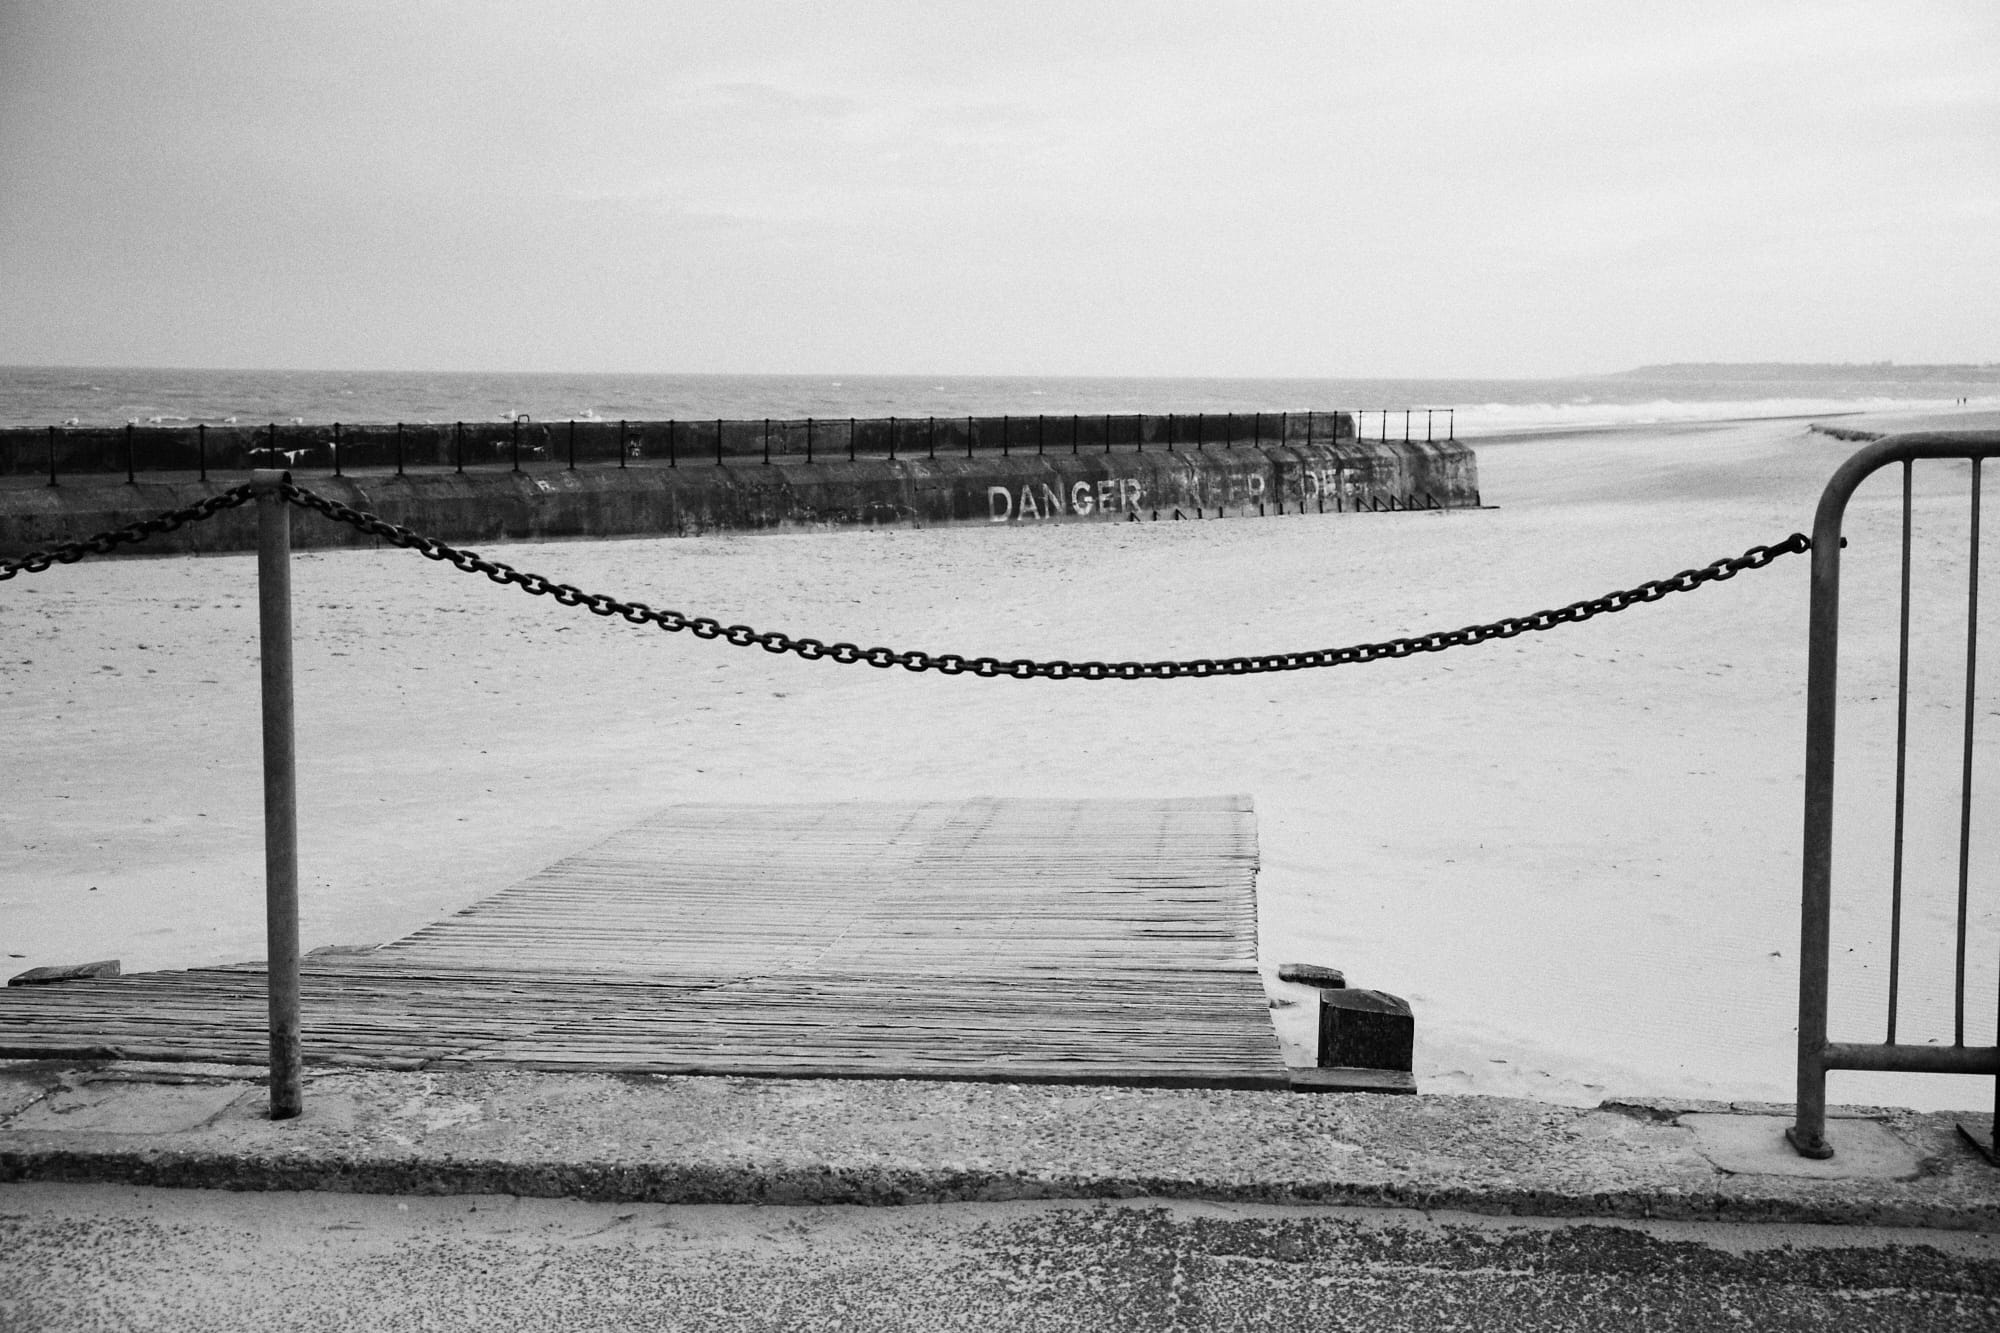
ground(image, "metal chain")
xmin=0 ymin=484 xmax=260 ymax=580
xmin=276 ymin=482 xmax=1813 ymax=680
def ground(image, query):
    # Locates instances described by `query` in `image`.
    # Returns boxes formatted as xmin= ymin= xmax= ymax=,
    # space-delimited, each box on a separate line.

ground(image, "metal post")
xmin=716 ymin=418 xmax=724 ymax=466
xmin=806 ymin=418 xmax=814 ymax=465
xmin=46 ymin=424 xmax=57 ymax=487
xmin=966 ymin=417 xmax=973 ymax=459
xmin=1955 ymin=458 xmax=1982 ymax=1045
xmin=1168 ymin=413 xmax=1175 ymax=454
xmin=510 ymin=418 xmax=519 ymax=472
xmin=198 ymin=423 xmax=207 ymax=481
xmin=1002 ymin=415 xmax=1010 ymax=458
xmin=334 ymin=423 xmax=343 ymax=478
xmin=889 ymin=416 xmax=897 ymax=462
xmin=764 ymin=418 xmax=771 ymax=466
xmin=252 ymin=470 xmax=302 ymax=1120
xmin=1380 ymin=410 xmax=1388 ymax=444
xmin=395 ymin=423 xmax=404 ymax=476
xmin=1104 ymin=414 xmax=1111 ymax=454
xmin=620 ymin=420 xmax=628 ymax=469
xmin=567 ymin=419 xmax=576 ymax=470
xmin=1427 ymin=409 xmax=1434 ymax=443
xmin=849 ymin=418 xmax=856 ymax=463
xmin=1072 ymin=415 xmax=1080 ymax=455
xmin=928 ymin=416 xmax=936 ymax=459
xmin=455 ymin=422 xmax=464 ymax=473
xmin=126 ymin=422 xmax=135 ymax=484
xmin=1404 ymin=410 xmax=1410 ymax=443
xmin=1135 ymin=415 xmax=1142 ymax=455
xmin=1449 ymin=409 xmax=1455 ymax=442
xmin=666 ymin=420 xmax=674 ymax=468
xmin=1037 ymin=414 xmax=1044 ymax=456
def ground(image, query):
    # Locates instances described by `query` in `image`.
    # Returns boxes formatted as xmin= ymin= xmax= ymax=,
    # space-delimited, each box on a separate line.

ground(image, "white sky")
xmin=1 ymin=1 xmax=1995 ymax=377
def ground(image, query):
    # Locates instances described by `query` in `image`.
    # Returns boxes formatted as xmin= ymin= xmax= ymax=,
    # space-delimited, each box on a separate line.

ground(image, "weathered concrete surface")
xmin=1 ymin=1061 xmax=1996 ymax=1231
xmin=0 ymin=439 xmax=1478 ymax=558
xmin=6 ymin=1185 xmax=1997 ymax=1332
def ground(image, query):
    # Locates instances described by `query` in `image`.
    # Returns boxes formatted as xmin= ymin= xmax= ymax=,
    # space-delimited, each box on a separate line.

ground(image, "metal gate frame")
xmin=1790 ymin=432 xmax=2000 ymax=1162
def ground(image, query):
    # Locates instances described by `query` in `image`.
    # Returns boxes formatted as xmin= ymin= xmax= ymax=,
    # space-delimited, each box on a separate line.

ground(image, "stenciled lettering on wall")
xmin=987 ymin=478 xmax=1145 ymax=523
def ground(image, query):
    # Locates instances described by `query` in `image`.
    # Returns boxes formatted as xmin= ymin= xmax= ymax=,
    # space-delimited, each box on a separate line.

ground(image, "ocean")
xmin=2 ymin=364 xmax=1996 ymax=436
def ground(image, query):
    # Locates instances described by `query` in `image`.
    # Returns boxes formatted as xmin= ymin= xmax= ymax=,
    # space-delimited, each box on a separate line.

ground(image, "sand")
xmin=3 ymin=412 xmax=1996 ymax=1111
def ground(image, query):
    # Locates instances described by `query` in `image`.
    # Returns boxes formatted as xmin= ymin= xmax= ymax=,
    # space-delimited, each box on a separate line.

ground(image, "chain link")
xmin=272 ymin=482 xmax=1812 ymax=679
xmin=0 ymin=484 xmax=260 ymax=580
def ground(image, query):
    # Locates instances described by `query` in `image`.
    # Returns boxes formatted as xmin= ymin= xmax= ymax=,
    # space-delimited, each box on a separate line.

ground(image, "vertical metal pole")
xmin=764 ymin=418 xmax=771 ymax=465
xmin=1888 ymin=460 xmax=1913 ymax=1043
xmin=568 ymin=419 xmax=576 ymax=470
xmin=928 ymin=416 xmax=936 ymax=459
xmin=1305 ymin=411 xmax=1313 ymax=446
xmin=126 ymin=422 xmax=135 ymax=484
xmin=889 ymin=416 xmax=897 ymax=462
xmin=1955 ymin=458 xmax=1982 ymax=1046
xmin=1002 ymin=415 xmax=1010 ymax=458
xmin=334 ymin=423 xmax=344 ymax=478
xmin=716 ymin=418 xmax=724 ymax=466
xmin=47 ymin=424 xmax=57 ymax=487
xmin=1037 ymin=414 xmax=1044 ymax=456
xmin=806 ymin=418 xmax=814 ymax=465
xmin=1134 ymin=415 xmax=1141 ymax=454
xmin=510 ymin=419 xmax=519 ymax=472
xmin=620 ymin=420 xmax=628 ymax=469
xmin=1381 ymin=410 xmax=1388 ymax=444
xmin=1103 ymin=414 xmax=1111 ymax=454
xmin=1427 ymin=409 xmax=1434 ymax=442
xmin=966 ymin=417 xmax=973 ymax=459
xmin=1789 ymin=473 xmax=1848 ymax=1160
xmin=395 ymin=423 xmax=404 ymax=476
xmin=849 ymin=418 xmax=856 ymax=463
xmin=666 ymin=420 xmax=674 ymax=468
xmin=1168 ymin=413 xmax=1175 ymax=454
xmin=455 ymin=422 xmax=464 ymax=473
xmin=198 ymin=424 xmax=207 ymax=482
xmin=1404 ymin=409 xmax=1410 ymax=443
xmin=1449 ymin=409 xmax=1455 ymax=442
xmin=1281 ymin=411 xmax=1289 ymax=445
xmin=1072 ymin=415 xmax=1079 ymax=455
xmin=253 ymin=471 xmax=302 ymax=1120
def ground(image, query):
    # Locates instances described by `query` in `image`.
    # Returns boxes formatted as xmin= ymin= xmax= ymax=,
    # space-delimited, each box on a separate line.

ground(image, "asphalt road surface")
xmin=5 ymin=1184 xmax=1998 ymax=1331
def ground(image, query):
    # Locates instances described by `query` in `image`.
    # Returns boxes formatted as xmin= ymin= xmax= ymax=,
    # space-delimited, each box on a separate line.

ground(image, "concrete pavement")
xmin=2 ymin=1058 xmax=1998 ymax=1329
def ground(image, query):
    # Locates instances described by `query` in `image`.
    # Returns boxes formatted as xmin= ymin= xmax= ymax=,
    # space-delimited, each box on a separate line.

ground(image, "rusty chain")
xmin=1 ymin=481 xmax=1812 ymax=677
xmin=0 ymin=484 xmax=259 ymax=580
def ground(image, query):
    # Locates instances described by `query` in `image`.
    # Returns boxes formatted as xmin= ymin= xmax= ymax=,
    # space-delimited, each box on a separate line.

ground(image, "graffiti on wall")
xmin=983 ymin=466 xmax=1372 ymax=523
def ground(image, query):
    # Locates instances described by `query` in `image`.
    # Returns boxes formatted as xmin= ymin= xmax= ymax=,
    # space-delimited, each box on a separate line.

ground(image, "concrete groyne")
xmin=0 ymin=437 xmax=1478 ymax=558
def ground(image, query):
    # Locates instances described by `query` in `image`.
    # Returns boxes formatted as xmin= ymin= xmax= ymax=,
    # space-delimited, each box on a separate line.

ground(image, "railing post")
xmin=510 ymin=418 xmax=519 ymax=472
xmin=252 ymin=470 xmax=302 ymax=1120
xmin=764 ymin=417 xmax=772 ymax=466
xmin=567 ymin=419 xmax=576 ymax=470
xmin=395 ymin=423 xmax=404 ymax=476
xmin=889 ymin=416 xmax=897 ymax=462
xmin=620 ymin=420 xmax=628 ymax=469
xmin=455 ymin=422 xmax=464 ymax=473
xmin=197 ymin=423 xmax=207 ymax=481
xmin=334 ymin=423 xmax=343 ymax=478
xmin=716 ymin=418 xmax=724 ymax=466
xmin=126 ymin=422 xmax=135 ymax=484
xmin=46 ymin=424 xmax=57 ymax=487
xmin=806 ymin=418 xmax=814 ymax=464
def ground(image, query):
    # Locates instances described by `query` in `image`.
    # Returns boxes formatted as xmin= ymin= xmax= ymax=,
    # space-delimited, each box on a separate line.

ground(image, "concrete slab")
xmin=8 ymin=1079 xmax=250 ymax=1135
xmin=1681 ymin=1112 xmax=1922 ymax=1181
xmin=4 ymin=1061 xmax=1998 ymax=1230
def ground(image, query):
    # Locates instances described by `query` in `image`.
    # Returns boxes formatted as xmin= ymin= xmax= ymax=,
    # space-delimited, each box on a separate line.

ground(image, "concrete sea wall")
xmin=0 ymin=439 xmax=1479 ymax=558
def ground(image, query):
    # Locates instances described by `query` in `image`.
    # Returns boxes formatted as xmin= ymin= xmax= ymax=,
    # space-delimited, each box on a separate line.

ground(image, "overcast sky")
xmin=2 ymin=1 xmax=1995 ymax=378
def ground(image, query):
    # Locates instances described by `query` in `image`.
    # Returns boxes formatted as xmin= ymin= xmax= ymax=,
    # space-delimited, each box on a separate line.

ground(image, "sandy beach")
xmin=4 ymin=411 xmax=1996 ymax=1112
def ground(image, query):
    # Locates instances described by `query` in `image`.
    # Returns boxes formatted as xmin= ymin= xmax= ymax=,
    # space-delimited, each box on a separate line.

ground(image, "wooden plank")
xmin=0 ymin=797 xmax=1288 ymax=1088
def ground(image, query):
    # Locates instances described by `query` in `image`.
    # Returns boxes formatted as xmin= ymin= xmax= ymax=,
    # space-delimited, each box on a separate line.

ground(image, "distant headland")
xmin=1606 ymin=362 xmax=2000 ymax=382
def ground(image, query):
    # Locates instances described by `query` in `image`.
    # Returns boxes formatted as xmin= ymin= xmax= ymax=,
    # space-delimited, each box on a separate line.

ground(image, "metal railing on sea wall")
xmin=0 ymin=409 xmax=1472 ymax=483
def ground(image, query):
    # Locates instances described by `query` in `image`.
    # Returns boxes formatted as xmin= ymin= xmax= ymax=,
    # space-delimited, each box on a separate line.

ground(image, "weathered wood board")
xmin=0 ymin=796 xmax=1289 ymax=1088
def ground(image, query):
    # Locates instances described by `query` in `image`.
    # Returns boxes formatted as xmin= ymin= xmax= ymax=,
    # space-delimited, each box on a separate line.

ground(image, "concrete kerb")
xmin=1 ymin=1061 xmax=1995 ymax=1231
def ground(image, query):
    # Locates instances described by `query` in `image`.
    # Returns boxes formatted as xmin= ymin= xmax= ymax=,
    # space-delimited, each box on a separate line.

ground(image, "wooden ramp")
xmin=0 ymin=797 xmax=1291 ymax=1088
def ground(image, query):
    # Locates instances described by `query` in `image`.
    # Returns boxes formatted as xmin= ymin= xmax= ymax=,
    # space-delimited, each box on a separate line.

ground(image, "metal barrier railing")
xmin=0 ymin=408 xmax=1466 ymax=483
xmin=1789 ymin=432 xmax=2000 ymax=1164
